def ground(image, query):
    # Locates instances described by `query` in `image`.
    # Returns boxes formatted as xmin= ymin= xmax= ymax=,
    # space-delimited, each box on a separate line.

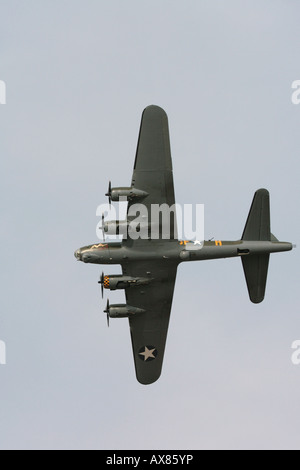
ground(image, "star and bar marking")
xmin=180 ymin=240 xmax=202 ymax=246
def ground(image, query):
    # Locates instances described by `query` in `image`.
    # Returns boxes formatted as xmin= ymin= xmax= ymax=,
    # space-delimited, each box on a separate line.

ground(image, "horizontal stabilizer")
xmin=242 ymin=189 xmax=270 ymax=241
xmin=242 ymin=254 xmax=270 ymax=303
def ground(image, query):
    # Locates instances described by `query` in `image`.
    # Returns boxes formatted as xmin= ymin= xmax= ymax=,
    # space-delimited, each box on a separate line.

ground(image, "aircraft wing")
xmin=123 ymin=259 xmax=178 ymax=385
xmin=127 ymin=105 xmax=177 ymax=240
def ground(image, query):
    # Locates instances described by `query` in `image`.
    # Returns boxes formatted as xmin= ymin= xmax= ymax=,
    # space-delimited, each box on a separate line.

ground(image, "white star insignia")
xmin=194 ymin=240 xmax=201 ymax=245
xmin=139 ymin=346 xmax=157 ymax=361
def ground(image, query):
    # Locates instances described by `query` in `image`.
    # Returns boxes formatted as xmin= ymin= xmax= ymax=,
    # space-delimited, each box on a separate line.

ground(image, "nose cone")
xmin=74 ymin=249 xmax=81 ymax=261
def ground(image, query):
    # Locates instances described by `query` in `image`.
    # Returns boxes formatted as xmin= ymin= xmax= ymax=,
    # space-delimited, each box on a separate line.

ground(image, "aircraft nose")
xmin=74 ymin=249 xmax=81 ymax=261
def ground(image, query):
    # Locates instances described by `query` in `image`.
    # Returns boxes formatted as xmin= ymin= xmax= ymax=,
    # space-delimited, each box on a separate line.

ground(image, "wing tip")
xmin=143 ymin=104 xmax=168 ymax=117
xmin=136 ymin=371 xmax=162 ymax=386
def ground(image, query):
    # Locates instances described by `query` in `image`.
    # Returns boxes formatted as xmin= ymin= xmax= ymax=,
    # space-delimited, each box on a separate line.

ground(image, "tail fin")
xmin=241 ymin=189 xmax=270 ymax=303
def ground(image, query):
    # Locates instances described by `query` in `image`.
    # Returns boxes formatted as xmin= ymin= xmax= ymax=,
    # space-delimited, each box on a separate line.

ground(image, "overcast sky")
xmin=1 ymin=0 xmax=300 ymax=450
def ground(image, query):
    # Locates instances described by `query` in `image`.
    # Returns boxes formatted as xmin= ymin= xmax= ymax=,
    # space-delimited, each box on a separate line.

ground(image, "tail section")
xmin=241 ymin=189 xmax=271 ymax=304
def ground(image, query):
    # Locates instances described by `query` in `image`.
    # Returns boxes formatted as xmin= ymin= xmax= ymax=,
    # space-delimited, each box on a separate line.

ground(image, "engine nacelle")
xmin=108 ymin=304 xmax=146 ymax=318
xmin=103 ymin=275 xmax=151 ymax=291
xmin=104 ymin=220 xmax=128 ymax=235
xmin=104 ymin=220 xmax=151 ymax=236
xmin=110 ymin=187 xmax=148 ymax=202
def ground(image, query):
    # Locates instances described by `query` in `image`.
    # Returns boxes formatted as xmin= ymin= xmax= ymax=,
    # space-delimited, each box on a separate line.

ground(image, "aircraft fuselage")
xmin=75 ymin=239 xmax=292 ymax=265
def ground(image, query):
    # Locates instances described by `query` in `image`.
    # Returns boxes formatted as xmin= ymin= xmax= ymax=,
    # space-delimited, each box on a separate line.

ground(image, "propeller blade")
xmin=105 ymin=181 xmax=112 ymax=206
xmin=103 ymin=299 xmax=110 ymax=328
xmin=98 ymin=272 xmax=104 ymax=298
xmin=101 ymin=280 xmax=104 ymax=299
xmin=101 ymin=213 xmax=105 ymax=240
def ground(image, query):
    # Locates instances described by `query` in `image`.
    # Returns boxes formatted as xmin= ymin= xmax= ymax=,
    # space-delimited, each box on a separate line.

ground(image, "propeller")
xmin=105 ymin=180 xmax=112 ymax=206
xmin=100 ymin=213 xmax=106 ymax=240
xmin=98 ymin=271 xmax=105 ymax=298
xmin=103 ymin=299 xmax=110 ymax=327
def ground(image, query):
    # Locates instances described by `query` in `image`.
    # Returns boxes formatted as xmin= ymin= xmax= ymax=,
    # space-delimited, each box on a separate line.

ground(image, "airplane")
xmin=74 ymin=105 xmax=293 ymax=385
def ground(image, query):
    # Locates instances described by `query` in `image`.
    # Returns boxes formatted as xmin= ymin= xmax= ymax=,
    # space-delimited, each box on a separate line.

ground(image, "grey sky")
xmin=0 ymin=0 xmax=300 ymax=450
